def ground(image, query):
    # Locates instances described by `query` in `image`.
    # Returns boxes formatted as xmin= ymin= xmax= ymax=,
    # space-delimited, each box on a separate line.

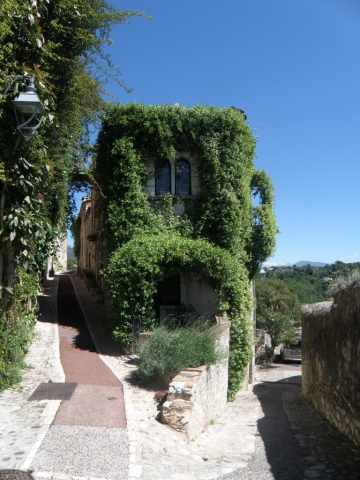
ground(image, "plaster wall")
xmin=77 ymin=192 xmax=108 ymax=295
xmin=181 ymin=276 xmax=218 ymax=317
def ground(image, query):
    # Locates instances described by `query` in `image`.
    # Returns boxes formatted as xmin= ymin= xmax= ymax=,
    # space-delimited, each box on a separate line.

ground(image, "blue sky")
xmin=70 ymin=0 xmax=360 ymax=265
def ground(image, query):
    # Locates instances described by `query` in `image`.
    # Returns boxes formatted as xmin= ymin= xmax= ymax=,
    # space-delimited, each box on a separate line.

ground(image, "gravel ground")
xmin=31 ymin=425 xmax=129 ymax=480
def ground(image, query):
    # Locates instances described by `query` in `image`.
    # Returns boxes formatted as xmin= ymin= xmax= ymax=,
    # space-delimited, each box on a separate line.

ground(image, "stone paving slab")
xmin=69 ymin=274 xmax=273 ymax=479
xmin=1 ymin=273 xmax=360 ymax=480
xmin=0 ymin=277 xmax=64 ymax=471
xmin=31 ymin=425 xmax=129 ymax=480
xmin=283 ymin=388 xmax=360 ymax=480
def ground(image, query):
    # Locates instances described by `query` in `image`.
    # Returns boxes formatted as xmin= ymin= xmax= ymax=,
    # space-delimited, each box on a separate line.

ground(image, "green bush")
xmin=329 ymin=270 xmax=360 ymax=296
xmin=136 ymin=323 xmax=224 ymax=380
xmin=0 ymin=312 xmax=35 ymax=391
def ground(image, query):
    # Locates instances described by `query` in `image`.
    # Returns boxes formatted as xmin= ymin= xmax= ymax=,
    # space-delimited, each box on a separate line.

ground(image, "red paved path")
xmin=54 ymin=274 xmax=126 ymax=428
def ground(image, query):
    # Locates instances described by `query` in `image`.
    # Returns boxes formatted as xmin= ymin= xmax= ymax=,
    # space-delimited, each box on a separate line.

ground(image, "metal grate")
xmin=0 ymin=471 xmax=34 ymax=480
xmin=130 ymin=315 xmax=142 ymax=354
xmin=27 ymin=382 xmax=77 ymax=401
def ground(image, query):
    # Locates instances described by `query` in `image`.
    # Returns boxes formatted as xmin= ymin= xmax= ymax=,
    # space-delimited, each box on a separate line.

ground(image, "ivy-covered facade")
xmin=77 ymin=102 xmax=277 ymax=399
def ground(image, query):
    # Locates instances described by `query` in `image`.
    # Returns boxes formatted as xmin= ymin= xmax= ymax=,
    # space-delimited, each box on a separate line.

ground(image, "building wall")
xmin=77 ymin=192 xmax=107 ymax=292
xmin=160 ymin=320 xmax=230 ymax=441
xmin=302 ymin=288 xmax=360 ymax=446
xmin=77 ymin=196 xmax=93 ymax=274
xmin=181 ymin=276 xmax=218 ymax=317
xmin=46 ymin=233 xmax=67 ymax=277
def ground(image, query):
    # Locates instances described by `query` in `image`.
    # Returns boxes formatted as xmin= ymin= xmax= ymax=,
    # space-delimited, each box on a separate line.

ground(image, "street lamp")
xmin=4 ymin=75 xmax=46 ymax=140
xmin=12 ymin=79 xmax=46 ymax=139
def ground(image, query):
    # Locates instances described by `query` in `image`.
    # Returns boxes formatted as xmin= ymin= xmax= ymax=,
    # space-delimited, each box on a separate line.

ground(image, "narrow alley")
xmin=0 ymin=273 xmax=359 ymax=480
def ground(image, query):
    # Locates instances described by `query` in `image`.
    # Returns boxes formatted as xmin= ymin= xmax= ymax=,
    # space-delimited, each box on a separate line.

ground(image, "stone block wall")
xmin=302 ymin=287 xmax=360 ymax=446
xmin=160 ymin=321 xmax=230 ymax=441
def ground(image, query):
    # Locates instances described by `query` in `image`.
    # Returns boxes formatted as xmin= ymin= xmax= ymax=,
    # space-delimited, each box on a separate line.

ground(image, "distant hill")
xmin=263 ymin=260 xmax=327 ymax=268
xmin=261 ymin=260 xmax=360 ymax=304
xmin=295 ymin=261 xmax=327 ymax=267
xmin=67 ymin=246 xmax=75 ymax=259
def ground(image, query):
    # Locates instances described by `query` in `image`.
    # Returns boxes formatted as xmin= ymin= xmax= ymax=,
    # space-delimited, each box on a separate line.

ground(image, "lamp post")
xmin=0 ymin=75 xmax=47 ymax=310
xmin=4 ymin=75 xmax=46 ymax=140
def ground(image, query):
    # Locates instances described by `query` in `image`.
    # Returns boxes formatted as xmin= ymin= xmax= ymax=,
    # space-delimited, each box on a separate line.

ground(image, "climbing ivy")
xmin=96 ymin=103 xmax=277 ymax=398
xmin=0 ymin=0 xmax=144 ymax=390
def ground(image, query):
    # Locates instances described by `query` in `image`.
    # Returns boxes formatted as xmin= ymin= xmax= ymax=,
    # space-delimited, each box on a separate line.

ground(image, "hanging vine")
xmin=96 ymin=103 xmax=277 ymax=398
xmin=0 ymin=0 xmax=145 ymax=390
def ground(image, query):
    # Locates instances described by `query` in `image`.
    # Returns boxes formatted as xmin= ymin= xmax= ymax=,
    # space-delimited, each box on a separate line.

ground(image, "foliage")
xmin=71 ymin=216 xmax=82 ymax=259
xmin=136 ymin=322 xmax=223 ymax=381
xmin=0 ymin=312 xmax=35 ymax=391
xmin=106 ymin=234 xmax=254 ymax=399
xmin=0 ymin=267 xmax=37 ymax=391
xmin=262 ymin=261 xmax=360 ymax=303
xmin=256 ymin=278 xmax=301 ymax=355
xmin=97 ymin=103 xmax=276 ymax=398
xmin=67 ymin=257 xmax=77 ymax=270
xmin=0 ymin=0 xmax=144 ymax=388
xmin=95 ymin=103 xmax=276 ymax=271
xmin=328 ymin=269 xmax=360 ymax=296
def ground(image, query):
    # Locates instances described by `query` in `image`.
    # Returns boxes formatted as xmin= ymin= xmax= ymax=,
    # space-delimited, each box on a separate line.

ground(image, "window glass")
xmin=155 ymin=160 xmax=171 ymax=194
xmin=175 ymin=160 xmax=190 ymax=195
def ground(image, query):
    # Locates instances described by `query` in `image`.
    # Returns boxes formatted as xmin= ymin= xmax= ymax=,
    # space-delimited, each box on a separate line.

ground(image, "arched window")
xmin=155 ymin=160 xmax=171 ymax=194
xmin=175 ymin=159 xmax=191 ymax=195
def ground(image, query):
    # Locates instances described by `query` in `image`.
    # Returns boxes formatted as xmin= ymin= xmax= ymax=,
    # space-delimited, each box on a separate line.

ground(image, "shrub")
xmin=106 ymin=233 xmax=254 ymax=399
xmin=0 ymin=312 xmax=35 ymax=391
xmin=328 ymin=270 xmax=360 ymax=296
xmin=136 ymin=323 xmax=224 ymax=381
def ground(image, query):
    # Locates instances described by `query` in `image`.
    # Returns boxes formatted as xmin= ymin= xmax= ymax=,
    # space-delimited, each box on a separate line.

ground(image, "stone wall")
xmin=159 ymin=320 xmax=230 ymax=441
xmin=302 ymin=287 xmax=360 ymax=446
xmin=46 ymin=233 xmax=67 ymax=277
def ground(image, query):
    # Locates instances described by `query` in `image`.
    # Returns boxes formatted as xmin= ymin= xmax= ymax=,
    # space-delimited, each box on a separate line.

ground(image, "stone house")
xmin=76 ymin=153 xmax=220 ymax=319
xmin=74 ymin=103 xmax=277 ymax=398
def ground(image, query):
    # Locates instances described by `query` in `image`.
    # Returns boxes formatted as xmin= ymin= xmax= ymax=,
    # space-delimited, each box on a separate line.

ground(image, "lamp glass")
xmin=12 ymin=89 xmax=46 ymax=116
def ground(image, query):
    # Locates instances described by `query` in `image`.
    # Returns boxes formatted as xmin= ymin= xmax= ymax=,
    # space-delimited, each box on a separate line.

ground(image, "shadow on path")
xmin=253 ymin=376 xmax=305 ymax=480
xmin=57 ymin=274 xmax=97 ymax=352
xmin=52 ymin=274 xmax=126 ymax=428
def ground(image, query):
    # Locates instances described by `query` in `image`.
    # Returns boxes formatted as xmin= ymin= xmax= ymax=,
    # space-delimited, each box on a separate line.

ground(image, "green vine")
xmin=96 ymin=103 xmax=277 ymax=398
xmin=71 ymin=216 xmax=82 ymax=259
xmin=0 ymin=1 xmax=144 ymax=390
xmin=106 ymin=234 xmax=253 ymax=398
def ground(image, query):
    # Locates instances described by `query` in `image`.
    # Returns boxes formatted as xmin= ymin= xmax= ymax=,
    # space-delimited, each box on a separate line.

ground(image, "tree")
xmin=0 ymin=0 xmax=145 ymax=389
xmin=256 ymin=278 xmax=301 ymax=356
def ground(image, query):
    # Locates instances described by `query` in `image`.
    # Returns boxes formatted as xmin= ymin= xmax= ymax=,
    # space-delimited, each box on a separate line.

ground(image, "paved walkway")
xmin=0 ymin=273 xmax=359 ymax=480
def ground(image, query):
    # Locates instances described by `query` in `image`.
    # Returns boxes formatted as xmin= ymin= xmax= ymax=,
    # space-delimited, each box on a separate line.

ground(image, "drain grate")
xmin=0 ymin=470 xmax=34 ymax=480
xmin=28 ymin=382 xmax=77 ymax=401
